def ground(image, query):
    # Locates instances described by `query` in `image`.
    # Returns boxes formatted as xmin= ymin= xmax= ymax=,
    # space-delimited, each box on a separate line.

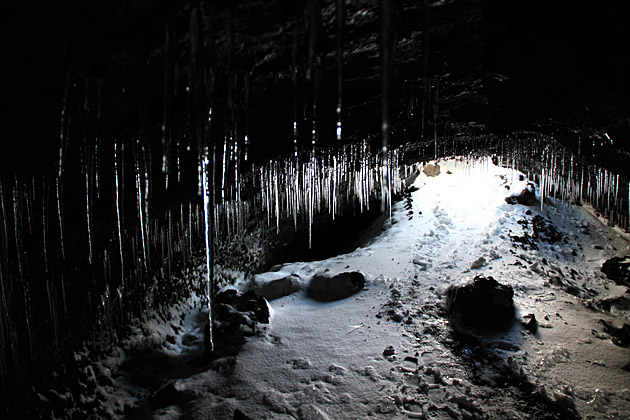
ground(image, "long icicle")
xmin=55 ymin=175 xmax=65 ymax=260
xmin=202 ymin=150 xmax=214 ymax=355
xmin=114 ymin=140 xmax=124 ymax=295
xmin=84 ymin=146 xmax=94 ymax=264
xmin=380 ymin=0 xmax=392 ymax=217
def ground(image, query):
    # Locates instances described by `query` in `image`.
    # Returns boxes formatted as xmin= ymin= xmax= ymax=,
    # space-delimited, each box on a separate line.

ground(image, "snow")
xmin=90 ymin=157 xmax=629 ymax=419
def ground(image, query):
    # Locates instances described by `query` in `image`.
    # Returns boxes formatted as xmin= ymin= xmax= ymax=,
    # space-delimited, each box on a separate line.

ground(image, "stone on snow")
xmin=505 ymin=182 xmax=538 ymax=206
xmin=445 ymin=275 xmax=515 ymax=334
xmin=521 ymin=313 xmax=538 ymax=333
xmin=306 ymin=271 xmax=366 ymax=301
xmin=601 ymin=256 xmax=630 ymax=287
xmin=253 ymin=273 xmax=302 ymax=301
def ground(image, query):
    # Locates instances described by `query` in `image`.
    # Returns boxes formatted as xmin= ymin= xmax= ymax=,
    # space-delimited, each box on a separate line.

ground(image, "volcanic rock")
xmin=148 ymin=382 xmax=182 ymax=410
xmin=216 ymin=289 xmax=270 ymax=324
xmin=206 ymin=289 xmax=271 ymax=359
xmin=445 ymin=275 xmax=515 ymax=334
xmin=306 ymin=271 xmax=365 ymax=301
xmin=234 ymin=408 xmax=254 ymax=420
xmin=601 ymin=256 xmax=630 ymax=287
xmin=599 ymin=320 xmax=630 ymax=347
xmin=253 ymin=273 xmax=301 ymax=301
xmin=505 ymin=183 xmax=538 ymax=206
xmin=521 ymin=313 xmax=538 ymax=333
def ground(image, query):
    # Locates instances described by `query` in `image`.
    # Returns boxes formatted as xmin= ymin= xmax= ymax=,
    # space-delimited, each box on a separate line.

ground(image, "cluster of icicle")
xmin=492 ymin=133 xmax=629 ymax=228
xmin=256 ymin=141 xmax=402 ymax=247
xmin=0 ymin=137 xmax=403 ymax=388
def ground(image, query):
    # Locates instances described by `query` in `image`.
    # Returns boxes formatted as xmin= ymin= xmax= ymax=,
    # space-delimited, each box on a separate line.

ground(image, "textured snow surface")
xmin=97 ymin=157 xmax=629 ymax=419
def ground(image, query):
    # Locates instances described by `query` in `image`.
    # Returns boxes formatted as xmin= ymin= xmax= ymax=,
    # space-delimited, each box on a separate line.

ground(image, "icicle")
xmin=84 ymin=147 xmax=94 ymax=264
xmin=434 ymin=79 xmax=439 ymax=159
xmin=142 ymin=144 xmax=151 ymax=265
xmin=46 ymin=279 xmax=58 ymax=352
xmin=275 ymin=163 xmax=280 ymax=233
xmin=114 ymin=140 xmax=124 ymax=291
xmin=0 ymin=178 xmax=15 ymax=372
xmin=380 ymin=0 xmax=393 ymax=217
xmin=201 ymin=150 xmax=215 ymax=354
xmin=12 ymin=179 xmax=33 ymax=360
xmin=222 ymin=136 xmax=228 ymax=201
xmin=95 ymin=137 xmax=101 ymax=199
xmin=135 ymin=141 xmax=148 ymax=270
xmin=308 ymin=156 xmax=315 ymax=248
xmin=188 ymin=201 xmax=193 ymax=256
xmin=244 ymin=73 xmax=250 ymax=162
xmin=53 ymin=175 xmax=65 ymax=260
xmin=24 ymin=180 xmax=33 ymax=235
xmin=167 ymin=209 xmax=173 ymax=276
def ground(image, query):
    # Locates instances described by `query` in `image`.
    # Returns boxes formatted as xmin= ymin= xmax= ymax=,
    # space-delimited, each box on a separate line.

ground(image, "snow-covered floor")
xmin=99 ymin=157 xmax=630 ymax=419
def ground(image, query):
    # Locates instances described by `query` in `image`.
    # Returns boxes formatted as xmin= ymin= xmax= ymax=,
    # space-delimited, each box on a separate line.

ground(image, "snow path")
xmin=114 ymin=157 xmax=630 ymax=419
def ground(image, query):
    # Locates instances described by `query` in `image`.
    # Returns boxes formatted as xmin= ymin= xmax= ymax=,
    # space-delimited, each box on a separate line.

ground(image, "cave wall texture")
xmin=0 ymin=0 xmax=629 ymax=414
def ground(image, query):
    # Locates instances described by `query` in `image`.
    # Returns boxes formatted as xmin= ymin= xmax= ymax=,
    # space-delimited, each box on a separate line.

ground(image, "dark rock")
xmin=505 ymin=183 xmax=538 ymax=206
xmin=470 ymin=257 xmax=486 ymax=269
xmin=253 ymin=274 xmax=301 ymax=301
xmin=148 ymin=382 xmax=181 ymax=410
xmin=531 ymin=215 xmax=562 ymax=243
xmin=599 ymin=295 xmax=630 ymax=313
xmin=548 ymin=275 xmax=582 ymax=297
xmin=234 ymin=408 xmax=254 ymax=420
xmin=216 ymin=289 xmax=270 ymax=324
xmin=445 ymin=275 xmax=515 ymax=334
xmin=521 ymin=313 xmax=538 ymax=333
xmin=599 ymin=320 xmax=630 ymax=347
xmin=306 ymin=271 xmax=365 ymax=301
xmin=383 ymin=346 xmax=395 ymax=356
xmin=601 ymin=256 xmax=630 ymax=287
xmin=206 ymin=289 xmax=271 ymax=359
xmin=391 ymin=312 xmax=404 ymax=322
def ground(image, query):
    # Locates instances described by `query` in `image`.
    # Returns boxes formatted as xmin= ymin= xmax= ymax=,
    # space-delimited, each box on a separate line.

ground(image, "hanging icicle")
xmin=380 ymin=0 xmax=393 ymax=217
xmin=201 ymin=149 xmax=215 ymax=355
xmin=114 ymin=140 xmax=124 ymax=294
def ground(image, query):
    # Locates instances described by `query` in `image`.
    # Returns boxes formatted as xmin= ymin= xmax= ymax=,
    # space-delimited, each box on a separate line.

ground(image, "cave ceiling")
xmin=1 ymin=0 xmax=629 ymax=175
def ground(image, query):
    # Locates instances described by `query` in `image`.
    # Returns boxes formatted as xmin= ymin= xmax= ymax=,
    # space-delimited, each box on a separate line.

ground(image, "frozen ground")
xmin=91 ymin=157 xmax=629 ymax=419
